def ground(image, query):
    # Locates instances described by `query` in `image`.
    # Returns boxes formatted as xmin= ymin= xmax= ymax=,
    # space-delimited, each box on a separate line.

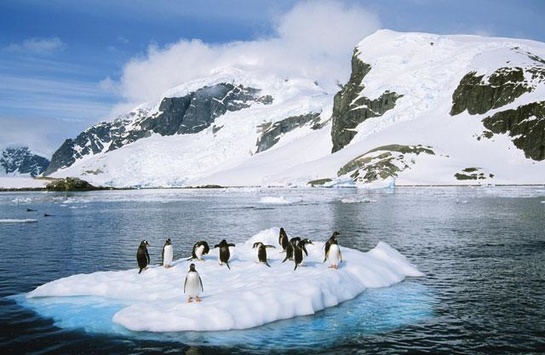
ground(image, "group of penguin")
xmin=135 ymin=228 xmax=343 ymax=303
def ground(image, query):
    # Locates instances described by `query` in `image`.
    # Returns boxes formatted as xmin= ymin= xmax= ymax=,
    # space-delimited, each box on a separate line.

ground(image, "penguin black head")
xmin=253 ymin=242 xmax=264 ymax=249
xmin=189 ymin=263 xmax=197 ymax=272
xmin=140 ymin=240 xmax=150 ymax=247
xmin=164 ymin=238 xmax=171 ymax=245
xmin=299 ymin=238 xmax=313 ymax=246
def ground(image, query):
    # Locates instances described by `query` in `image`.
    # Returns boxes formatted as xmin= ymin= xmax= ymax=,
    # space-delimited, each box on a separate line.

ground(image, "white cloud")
xmin=4 ymin=37 xmax=65 ymax=54
xmin=113 ymin=0 xmax=381 ymax=106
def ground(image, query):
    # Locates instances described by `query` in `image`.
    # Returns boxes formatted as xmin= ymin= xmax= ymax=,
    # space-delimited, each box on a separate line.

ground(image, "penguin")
xmin=294 ymin=238 xmax=313 ymax=270
xmin=278 ymin=227 xmax=289 ymax=251
xmin=184 ymin=263 xmax=204 ymax=303
xmin=162 ymin=238 xmax=173 ymax=268
xmin=282 ymin=237 xmax=301 ymax=263
xmin=323 ymin=231 xmax=342 ymax=269
xmin=188 ymin=241 xmax=210 ymax=261
xmin=252 ymin=242 xmax=275 ymax=267
xmin=136 ymin=240 xmax=150 ymax=274
xmin=214 ymin=239 xmax=235 ymax=269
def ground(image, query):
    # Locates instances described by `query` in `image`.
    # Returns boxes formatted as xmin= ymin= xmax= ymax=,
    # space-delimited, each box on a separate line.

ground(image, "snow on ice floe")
xmin=26 ymin=227 xmax=423 ymax=333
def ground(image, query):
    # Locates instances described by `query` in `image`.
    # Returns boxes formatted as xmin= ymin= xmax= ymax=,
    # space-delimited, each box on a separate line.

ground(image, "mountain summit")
xmin=1 ymin=147 xmax=50 ymax=177
xmin=47 ymin=30 xmax=545 ymax=187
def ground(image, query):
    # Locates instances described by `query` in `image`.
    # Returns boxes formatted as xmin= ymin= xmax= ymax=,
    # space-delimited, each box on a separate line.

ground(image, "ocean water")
xmin=1 ymin=186 xmax=544 ymax=354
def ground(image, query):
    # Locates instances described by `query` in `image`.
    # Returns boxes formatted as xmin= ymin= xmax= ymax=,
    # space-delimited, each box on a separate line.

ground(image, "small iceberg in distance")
xmin=0 ymin=219 xmax=38 ymax=224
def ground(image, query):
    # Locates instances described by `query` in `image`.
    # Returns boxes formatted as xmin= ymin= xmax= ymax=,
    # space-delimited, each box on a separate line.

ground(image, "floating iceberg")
xmin=25 ymin=228 xmax=424 ymax=333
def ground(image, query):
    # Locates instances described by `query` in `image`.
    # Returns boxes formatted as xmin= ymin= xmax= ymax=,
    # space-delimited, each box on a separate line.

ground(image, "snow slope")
xmin=46 ymin=30 xmax=545 ymax=188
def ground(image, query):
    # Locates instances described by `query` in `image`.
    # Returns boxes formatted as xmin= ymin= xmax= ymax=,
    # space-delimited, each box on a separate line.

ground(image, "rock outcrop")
xmin=330 ymin=51 xmax=402 ymax=153
xmin=256 ymin=113 xmax=321 ymax=153
xmin=450 ymin=61 xmax=545 ymax=161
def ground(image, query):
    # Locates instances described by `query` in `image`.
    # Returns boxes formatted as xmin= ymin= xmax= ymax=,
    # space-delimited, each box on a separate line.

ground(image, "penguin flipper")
xmin=226 ymin=262 xmax=231 ymax=270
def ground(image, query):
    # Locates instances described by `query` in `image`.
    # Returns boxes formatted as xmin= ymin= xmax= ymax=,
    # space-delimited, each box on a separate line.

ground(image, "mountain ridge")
xmin=45 ymin=30 xmax=545 ymax=187
xmin=0 ymin=147 xmax=50 ymax=177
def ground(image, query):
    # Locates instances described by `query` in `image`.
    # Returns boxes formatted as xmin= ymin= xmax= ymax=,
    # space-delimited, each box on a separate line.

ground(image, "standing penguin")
xmin=294 ymin=238 xmax=313 ymax=270
xmin=184 ymin=263 xmax=204 ymax=303
xmin=136 ymin=240 xmax=150 ymax=274
xmin=282 ymin=237 xmax=301 ymax=263
xmin=323 ymin=231 xmax=342 ymax=269
xmin=278 ymin=227 xmax=289 ymax=251
xmin=162 ymin=238 xmax=173 ymax=268
xmin=252 ymin=242 xmax=275 ymax=267
xmin=214 ymin=239 xmax=235 ymax=269
xmin=188 ymin=241 xmax=210 ymax=261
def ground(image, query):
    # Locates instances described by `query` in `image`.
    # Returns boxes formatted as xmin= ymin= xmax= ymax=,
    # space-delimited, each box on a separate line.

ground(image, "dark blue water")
xmin=1 ymin=186 xmax=545 ymax=354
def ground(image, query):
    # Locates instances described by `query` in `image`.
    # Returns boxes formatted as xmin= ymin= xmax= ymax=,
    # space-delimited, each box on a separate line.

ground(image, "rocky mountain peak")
xmin=0 ymin=147 xmax=50 ymax=176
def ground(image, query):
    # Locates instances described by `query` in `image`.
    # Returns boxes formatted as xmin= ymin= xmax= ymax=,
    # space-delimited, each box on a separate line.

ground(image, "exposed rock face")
xmin=450 ymin=67 xmax=532 ymax=115
xmin=45 ymin=83 xmax=273 ymax=175
xmin=0 ymin=147 xmax=50 ymax=176
xmin=142 ymin=84 xmax=273 ymax=135
xmin=256 ymin=113 xmax=321 ymax=153
xmin=330 ymin=51 xmax=402 ymax=153
xmin=482 ymin=101 xmax=545 ymax=160
xmin=450 ymin=61 xmax=545 ymax=161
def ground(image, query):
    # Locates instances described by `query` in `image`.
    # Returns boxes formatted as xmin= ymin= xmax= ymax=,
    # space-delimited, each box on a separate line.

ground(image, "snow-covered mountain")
xmin=0 ymin=147 xmax=50 ymax=177
xmin=47 ymin=30 xmax=545 ymax=188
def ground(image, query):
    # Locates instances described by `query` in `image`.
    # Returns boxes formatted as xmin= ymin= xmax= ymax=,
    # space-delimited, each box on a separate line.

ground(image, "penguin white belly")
xmin=195 ymin=245 xmax=204 ymax=259
xmin=163 ymin=245 xmax=173 ymax=267
xmin=328 ymin=244 xmax=341 ymax=267
xmin=185 ymin=273 xmax=202 ymax=298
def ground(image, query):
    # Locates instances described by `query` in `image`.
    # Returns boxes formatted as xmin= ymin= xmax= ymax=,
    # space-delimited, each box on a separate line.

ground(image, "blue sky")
xmin=1 ymin=0 xmax=544 ymax=157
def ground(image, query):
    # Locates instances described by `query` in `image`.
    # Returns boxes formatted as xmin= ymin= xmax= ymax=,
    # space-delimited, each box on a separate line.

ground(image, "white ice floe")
xmin=26 ymin=227 xmax=423 ymax=332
